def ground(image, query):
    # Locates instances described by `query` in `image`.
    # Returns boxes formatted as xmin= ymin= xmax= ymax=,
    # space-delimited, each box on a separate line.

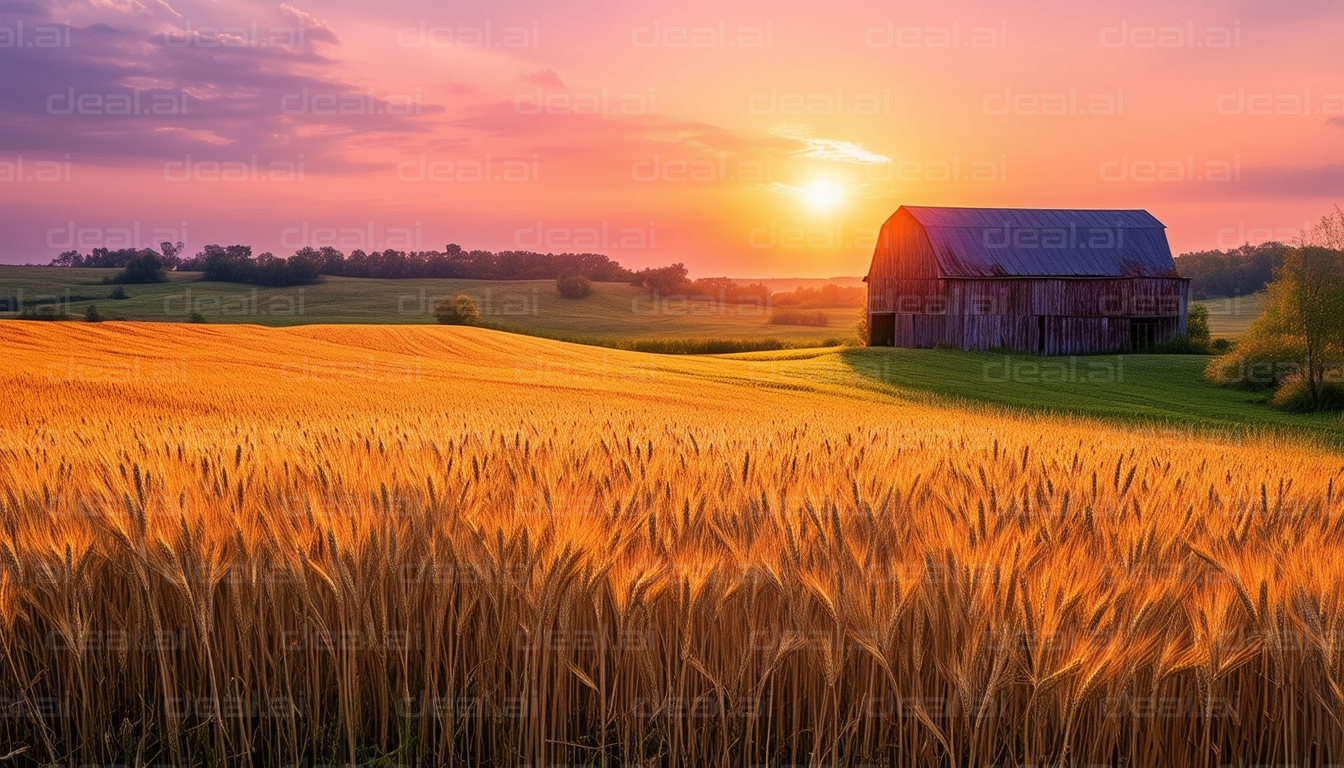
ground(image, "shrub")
xmin=434 ymin=294 xmax=481 ymax=325
xmin=83 ymin=305 xmax=102 ymax=322
xmin=556 ymin=272 xmax=592 ymax=299
xmin=108 ymin=286 xmax=128 ymax=300
xmin=1187 ymin=304 xmax=1211 ymax=344
xmin=1151 ymin=334 xmax=1212 ymax=354
xmin=770 ymin=309 xmax=829 ymax=327
xmin=188 ymin=311 xmax=207 ymax=323
xmin=1270 ymin=379 xmax=1344 ymax=413
xmin=1205 ymin=334 xmax=1305 ymax=390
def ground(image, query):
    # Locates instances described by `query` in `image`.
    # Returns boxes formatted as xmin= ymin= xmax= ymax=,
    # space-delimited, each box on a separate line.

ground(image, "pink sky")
xmin=1 ymin=0 xmax=1341 ymax=276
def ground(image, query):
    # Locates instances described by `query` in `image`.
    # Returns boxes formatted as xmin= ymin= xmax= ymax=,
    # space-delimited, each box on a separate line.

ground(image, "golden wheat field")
xmin=1 ymin=320 xmax=1343 ymax=766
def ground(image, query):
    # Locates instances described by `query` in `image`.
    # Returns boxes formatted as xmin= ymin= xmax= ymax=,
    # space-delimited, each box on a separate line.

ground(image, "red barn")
xmin=865 ymin=206 xmax=1189 ymax=355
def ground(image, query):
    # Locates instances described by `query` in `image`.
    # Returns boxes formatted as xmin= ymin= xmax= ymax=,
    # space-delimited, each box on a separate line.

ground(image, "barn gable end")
xmin=866 ymin=206 xmax=1190 ymax=354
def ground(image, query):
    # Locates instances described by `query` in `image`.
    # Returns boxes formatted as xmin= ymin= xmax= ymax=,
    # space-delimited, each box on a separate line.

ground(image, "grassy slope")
xmin=0 ymin=266 xmax=857 ymax=342
xmin=708 ymin=345 xmax=1344 ymax=448
xmin=1193 ymin=292 xmax=1266 ymax=339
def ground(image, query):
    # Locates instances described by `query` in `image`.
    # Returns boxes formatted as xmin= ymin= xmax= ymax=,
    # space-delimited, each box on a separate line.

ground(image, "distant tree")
xmin=434 ymin=294 xmax=481 ymax=325
xmin=632 ymin=263 xmax=690 ymax=295
xmin=83 ymin=304 xmax=102 ymax=322
xmin=159 ymin=241 xmax=186 ymax=270
xmin=556 ymin=272 xmax=592 ymax=299
xmin=106 ymin=251 xmax=169 ymax=284
xmin=108 ymin=286 xmax=128 ymax=300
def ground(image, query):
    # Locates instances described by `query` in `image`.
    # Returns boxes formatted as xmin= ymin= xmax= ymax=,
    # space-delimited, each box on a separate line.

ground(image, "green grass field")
xmin=0 ymin=266 xmax=860 ymax=343
xmin=727 ymin=345 xmax=1344 ymax=448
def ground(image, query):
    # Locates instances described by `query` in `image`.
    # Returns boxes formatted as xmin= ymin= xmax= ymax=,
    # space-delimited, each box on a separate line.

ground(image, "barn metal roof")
xmin=900 ymin=206 xmax=1180 ymax=278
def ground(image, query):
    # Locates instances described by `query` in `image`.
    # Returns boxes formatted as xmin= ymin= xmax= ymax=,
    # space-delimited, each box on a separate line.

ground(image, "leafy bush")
xmin=434 ymin=294 xmax=481 ymax=325
xmin=770 ymin=309 xmax=829 ymax=327
xmin=1187 ymin=304 xmax=1211 ymax=344
xmin=83 ymin=305 xmax=102 ymax=322
xmin=556 ymin=272 xmax=592 ymax=299
xmin=108 ymin=286 xmax=128 ymax=300
xmin=1269 ymin=379 xmax=1344 ymax=413
xmin=1150 ymin=334 xmax=1209 ymax=354
xmin=1205 ymin=333 xmax=1306 ymax=390
xmin=188 ymin=312 xmax=207 ymax=323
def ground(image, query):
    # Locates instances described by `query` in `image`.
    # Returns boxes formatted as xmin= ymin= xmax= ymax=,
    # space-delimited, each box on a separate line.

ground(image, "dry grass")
xmin=1 ymin=321 xmax=1343 ymax=766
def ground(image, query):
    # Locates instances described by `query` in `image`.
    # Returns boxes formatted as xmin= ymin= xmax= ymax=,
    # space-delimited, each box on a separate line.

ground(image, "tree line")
xmin=50 ymin=243 xmax=639 ymax=287
xmin=46 ymin=245 xmax=867 ymax=308
xmin=1173 ymin=241 xmax=1290 ymax=299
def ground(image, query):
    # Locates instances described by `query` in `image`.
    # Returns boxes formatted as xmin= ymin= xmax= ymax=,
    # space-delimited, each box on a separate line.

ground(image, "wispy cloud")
xmin=772 ymin=125 xmax=889 ymax=165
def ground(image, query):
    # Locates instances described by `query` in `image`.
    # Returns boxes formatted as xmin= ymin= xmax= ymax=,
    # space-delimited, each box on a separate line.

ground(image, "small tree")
xmin=1186 ymin=304 xmax=1210 ymax=346
xmin=159 ymin=240 xmax=185 ymax=270
xmin=1266 ymin=246 xmax=1344 ymax=408
xmin=108 ymin=286 xmax=128 ymax=300
xmin=556 ymin=272 xmax=592 ymax=299
xmin=1207 ymin=207 xmax=1344 ymax=409
xmin=434 ymin=294 xmax=481 ymax=325
xmin=83 ymin=304 xmax=102 ymax=322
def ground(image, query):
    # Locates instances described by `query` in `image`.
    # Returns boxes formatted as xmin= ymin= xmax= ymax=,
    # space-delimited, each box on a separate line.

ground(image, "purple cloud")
xmin=0 ymin=1 xmax=441 ymax=171
xmin=522 ymin=69 xmax=565 ymax=88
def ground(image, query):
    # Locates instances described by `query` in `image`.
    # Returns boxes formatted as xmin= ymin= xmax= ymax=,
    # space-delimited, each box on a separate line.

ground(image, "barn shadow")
xmin=830 ymin=343 xmax=1135 ymax=412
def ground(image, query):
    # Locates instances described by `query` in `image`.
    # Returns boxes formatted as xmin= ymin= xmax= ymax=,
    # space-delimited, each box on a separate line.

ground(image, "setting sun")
xmin=803 ymin=179 xmax=844 ymax=210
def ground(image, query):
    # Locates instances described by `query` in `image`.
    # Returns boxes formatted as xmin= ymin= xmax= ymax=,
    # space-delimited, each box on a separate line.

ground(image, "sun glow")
xmin=803 ymin=180 xmax=844 ymax=210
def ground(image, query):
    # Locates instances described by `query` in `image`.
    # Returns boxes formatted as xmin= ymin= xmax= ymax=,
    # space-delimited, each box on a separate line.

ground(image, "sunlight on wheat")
xmin=1 ymin=321 xmax=1342 ymax=766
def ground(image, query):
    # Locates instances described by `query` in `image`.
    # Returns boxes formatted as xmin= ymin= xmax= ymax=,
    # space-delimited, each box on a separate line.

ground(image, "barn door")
xmin=1130 ymin=318 xmax=1159 ymax=350
xmin=869 ymin=313 xmax=895 ymax=346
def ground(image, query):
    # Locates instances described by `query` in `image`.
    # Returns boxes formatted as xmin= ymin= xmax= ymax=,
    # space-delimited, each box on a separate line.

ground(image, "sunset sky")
xmin=1 ymin=0 xmax=1341 ymax=277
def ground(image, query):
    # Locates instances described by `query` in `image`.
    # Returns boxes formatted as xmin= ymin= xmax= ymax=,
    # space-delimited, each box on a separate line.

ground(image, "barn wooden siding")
xmin=865 ymin=206 xmax=1189 ymax=355
xmin=867 ymin=277 xmax=1189 ymax=353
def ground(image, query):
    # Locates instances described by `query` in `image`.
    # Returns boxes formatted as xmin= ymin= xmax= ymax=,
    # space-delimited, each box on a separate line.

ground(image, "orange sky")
xmin=1 ymin=0 xmax=1341 ymax=276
